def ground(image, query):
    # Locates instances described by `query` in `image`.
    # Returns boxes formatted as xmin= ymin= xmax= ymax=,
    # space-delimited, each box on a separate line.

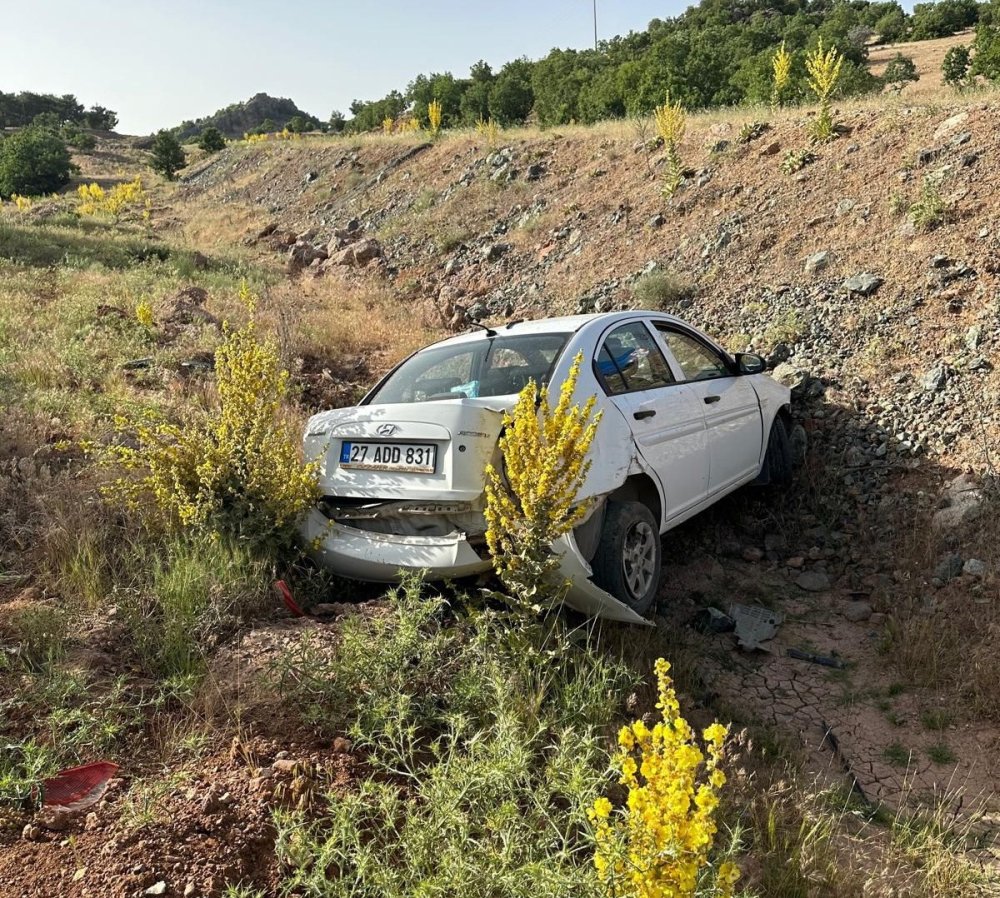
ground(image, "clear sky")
xmin=0 ymin=1 xmax=687 ymax=134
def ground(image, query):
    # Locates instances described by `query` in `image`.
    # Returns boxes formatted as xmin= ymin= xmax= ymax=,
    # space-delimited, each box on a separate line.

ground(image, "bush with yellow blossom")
xmin=653 ymin=93 xmax=686 ymax=198
xmin=77 ymin=177 xmax=146 ymax=220
xmin=590 ymin=658 xmax=739 ymax=898
xmin=484 ymin=351 xmax=601 ymax=611
xmin=99 ymin=284 xmax=317 ymax=550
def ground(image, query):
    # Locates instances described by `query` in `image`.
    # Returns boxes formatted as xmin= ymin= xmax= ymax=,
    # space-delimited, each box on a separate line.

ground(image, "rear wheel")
xmin=763 ymin=415 xmax=794 ymax=486
xmin=591 ymin=501 xmax=662 ymax=616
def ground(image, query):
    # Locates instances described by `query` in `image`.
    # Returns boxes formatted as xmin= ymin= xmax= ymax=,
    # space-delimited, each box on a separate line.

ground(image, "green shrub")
xmin=942 ymin=45 xmax=972 ymax=87
xmin=274 ymin=576 xmax=636 ymax=897
xmin=149 ymin=130 xmax=185 ymax=180
xmin=883 ymin=54 xmax=919 ymax=91
xmin=3 ymin=603 xmax=67 ymax=671
xmin=632 ymin=268 xmax=693 ymax=309
xmin=0 ymin=127 xmax=72 ymax=198
xmin=198 ymin=127 xmax=226 ymax=153
xmin=119 ymin=534 xmax=270 ymax=679
xmin=909 ymin=178 xmax=946 ymax=231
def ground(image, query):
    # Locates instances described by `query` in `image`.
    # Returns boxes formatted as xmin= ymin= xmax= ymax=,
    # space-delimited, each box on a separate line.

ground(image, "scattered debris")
xmin=39 ymin=762 xmax=119 ymax=811
xmin=692 ymin=606 xmax=735 ymax=634
xmin=730 ymin=604 xmax=784 ymax=651
xmin=788 ymin=647 xmax=845 ymax=669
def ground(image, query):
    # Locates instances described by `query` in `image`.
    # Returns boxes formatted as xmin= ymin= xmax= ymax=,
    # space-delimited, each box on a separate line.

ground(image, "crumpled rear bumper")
xmin=301 ymin=508 xmax=491 ymax=582
xmin=303 ymin=509 xmax=651 ymax=625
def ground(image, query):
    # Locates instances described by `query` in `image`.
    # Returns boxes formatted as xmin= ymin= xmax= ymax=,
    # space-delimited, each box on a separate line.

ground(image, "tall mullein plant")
xmin=484 ymin=352 xmax=601 ymax=612
xmin=805 ymin=39 xmax=843 ymax=142
xmin=771 ymin=41 xmax=792 ymax=109
xmin=654 ymin=93 xmax=686 ymax=198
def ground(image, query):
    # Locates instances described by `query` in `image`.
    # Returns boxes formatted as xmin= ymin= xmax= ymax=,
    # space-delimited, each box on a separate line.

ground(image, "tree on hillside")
xmin=285 ymin=115 xmax=312 ymax=133
xmin=883 ymin=53 xmax=919 ymax=90
xmin=328 ymin=110 xmax=346 ymax=133
xmin=942 ymin=44 xmax=973 ymax=86
xmin=489 ymin=58 xmax=535 ymax=125
xmin=150 ymin=130 xmax=185 ymax=180
xmin=198 ymin=126 xmax=226 ymax=153
xmin=972 ymin=25 xmax=1000 ymax=79
xmin=0 ymin=127 xmax=72 ymax=197
xmin=84 ymin=105 xmax=118 ymax=130
xmin=911 ymin=0 xmax=979 ymax=40
xmin=874 ymin=8 xmax=908 ymax=42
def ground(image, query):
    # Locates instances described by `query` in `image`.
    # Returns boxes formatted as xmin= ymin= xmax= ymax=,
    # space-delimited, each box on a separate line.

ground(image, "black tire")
xmin=591 ymin=501 xmax=662 ymax=616
xmin=763 ymin=414 xmax=794 ymax=486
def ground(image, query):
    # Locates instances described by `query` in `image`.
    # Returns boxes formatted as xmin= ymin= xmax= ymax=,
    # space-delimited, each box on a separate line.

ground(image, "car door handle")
xmin=703 ymin=395 xmax=721 ymax=404
xmin=633 ymin=409 xmax=656 ymax=420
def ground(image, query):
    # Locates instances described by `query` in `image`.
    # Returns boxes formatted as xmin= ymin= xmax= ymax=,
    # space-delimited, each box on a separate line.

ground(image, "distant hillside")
xmin=174 ymin=93 xmax=320 ymax=140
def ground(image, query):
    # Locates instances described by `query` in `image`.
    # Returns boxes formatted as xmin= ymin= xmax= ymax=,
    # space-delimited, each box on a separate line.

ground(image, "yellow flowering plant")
xmin=805 ymin=39 xmax=843 ymax=142
xmin=98 ymin=284 xmax=318 ymax=550
xmin=427 ymin=99 xmax=443 ymax=137
xmin=135 ymin=298 xmax=154 ymax=328
xmin=654 ymin=94 xmax=686 ymax=198
xmin=484 ymin=351 xmax=601 ymax=611
xmin=475 ymin=116 xmax=501 ymax=148
xmin=12 ymin=194 xmax=32 ymax=213
xmin=77 ymin=177 xmax=146 ymax=220
xmin=771 ymin=41 xmax=792 ymax=108
xmin=590 ymin=658 xmax=739 ymax=898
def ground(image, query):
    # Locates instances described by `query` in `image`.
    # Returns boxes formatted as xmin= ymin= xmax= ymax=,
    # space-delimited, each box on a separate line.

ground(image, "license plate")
xmin=339 ymin=441 xmax=437 ymax=474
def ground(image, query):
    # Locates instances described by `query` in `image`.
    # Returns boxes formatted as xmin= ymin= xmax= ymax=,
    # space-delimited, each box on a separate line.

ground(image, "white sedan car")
xmin=302 ymin=312 xmax=792 ymax=623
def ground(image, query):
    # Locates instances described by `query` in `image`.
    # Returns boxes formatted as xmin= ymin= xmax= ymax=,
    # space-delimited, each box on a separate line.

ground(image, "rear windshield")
xmin=367 ymin=334 xmax=569 ymax=404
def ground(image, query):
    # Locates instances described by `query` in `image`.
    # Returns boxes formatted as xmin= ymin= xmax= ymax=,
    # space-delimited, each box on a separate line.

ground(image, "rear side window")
xmin=656 ymin=326 xmax=731 ymax=382
xmin=595 ymin=322 xmax=675 ymax=395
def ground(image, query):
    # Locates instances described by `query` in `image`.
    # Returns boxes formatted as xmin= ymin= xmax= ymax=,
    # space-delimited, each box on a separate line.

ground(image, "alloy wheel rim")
xmin=622 ymin=520 xmax=656 ymax=600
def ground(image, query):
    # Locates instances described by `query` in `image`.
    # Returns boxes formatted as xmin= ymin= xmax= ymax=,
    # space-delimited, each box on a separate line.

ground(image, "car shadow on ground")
xmin=625 ymin=385 xmax=1000 ymax=818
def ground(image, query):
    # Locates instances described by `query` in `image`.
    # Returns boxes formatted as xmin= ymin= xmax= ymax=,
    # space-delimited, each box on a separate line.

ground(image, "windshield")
xmin=367 ymin=333 xmax=569 ymax=404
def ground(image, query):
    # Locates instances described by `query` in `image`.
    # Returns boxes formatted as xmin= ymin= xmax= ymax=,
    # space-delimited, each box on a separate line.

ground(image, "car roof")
xmin=425 ymin=310 xmax=687 ymax=349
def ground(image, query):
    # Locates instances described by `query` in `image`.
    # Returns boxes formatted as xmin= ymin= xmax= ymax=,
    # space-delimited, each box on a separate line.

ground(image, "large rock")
xmin=842 ymin=272 xmax=883 ymax=296
xmin=288 ymin=241 xmax=328 ymax=267
xmin=931 ymin=472 xmax=984 ymax=531
xmin=804 ymin=251 xmax=831 ymax=274
xmin=796 ymin=570 xmax=831 ymax=592
xmin=329 ymin=238 xmax=382 ymax=267
xmin=933 ymin=111 xmax=969 ymax=142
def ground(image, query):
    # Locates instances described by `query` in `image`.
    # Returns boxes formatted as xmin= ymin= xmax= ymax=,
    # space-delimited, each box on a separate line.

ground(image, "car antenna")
xmin=469 ymin=321 xmax=498 ymax=337
xmin=504 ymin=318 xmax=524 ymax=329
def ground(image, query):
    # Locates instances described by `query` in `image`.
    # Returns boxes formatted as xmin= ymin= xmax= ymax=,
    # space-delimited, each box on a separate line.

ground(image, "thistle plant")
xmin=590 ymin=658 xmax=738 ymax=898
xmin=484 ymin=352 xmax=601 ymax=612
xmin=771 ymin=41 xmax=792 ymax=109
xmin=654 ymin=93 xmax=686 ymax=197
xmin=805 ymin=39 xmax=843 ymax=142
xmin=427 ymin=99 xmax=443 ymax=137
xmin=475 ymin=116 xmax=501 ymax=148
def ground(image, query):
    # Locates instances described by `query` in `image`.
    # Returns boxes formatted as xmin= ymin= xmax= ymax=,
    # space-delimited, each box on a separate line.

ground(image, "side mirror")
xmin=736 ymin=352 xmax=765 ymax=375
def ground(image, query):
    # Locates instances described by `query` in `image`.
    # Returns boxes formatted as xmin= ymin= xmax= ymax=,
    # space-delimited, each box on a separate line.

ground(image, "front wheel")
xmin=591 ymin=501 xmax=662 ymax=616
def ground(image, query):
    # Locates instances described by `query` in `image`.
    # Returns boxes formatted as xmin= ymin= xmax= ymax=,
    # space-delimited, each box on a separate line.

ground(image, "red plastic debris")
xmin=41 ymin=762 xmax=119 ymax=811
xmin=275 ymin=579 xmax=304 ymax=617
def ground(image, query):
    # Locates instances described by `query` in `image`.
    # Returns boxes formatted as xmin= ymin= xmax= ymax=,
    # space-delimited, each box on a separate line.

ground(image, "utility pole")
xmin=593 ymin=0 xmax=598 ymax=50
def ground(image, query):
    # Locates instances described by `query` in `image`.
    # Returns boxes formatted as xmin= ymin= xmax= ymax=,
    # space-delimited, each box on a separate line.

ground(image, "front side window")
xmin=368 ymin=334 xmax=568 ymax=404
xmin=656 ymin=326 xmax=731 ymax=382
xmin=595 ymin=322 xmax=675 ymax=396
